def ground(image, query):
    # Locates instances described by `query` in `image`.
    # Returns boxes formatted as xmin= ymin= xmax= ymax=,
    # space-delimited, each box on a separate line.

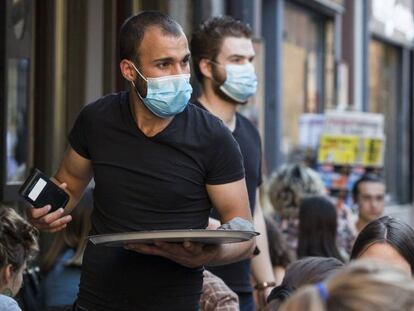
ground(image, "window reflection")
xmin=282 ymin=4 xmax=335 ymax=158
xmin=369 ymin=40 xmax=402 ymax=203
xmin=7 ymin=58 xmax=29 ymax=184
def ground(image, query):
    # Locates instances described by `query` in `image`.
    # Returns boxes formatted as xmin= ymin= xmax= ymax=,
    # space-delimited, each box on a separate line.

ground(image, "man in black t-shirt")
xmin=28 ymin=12 xmax=255 ymax=311
xmin=191 ymin=17 xmax=276 ymax=311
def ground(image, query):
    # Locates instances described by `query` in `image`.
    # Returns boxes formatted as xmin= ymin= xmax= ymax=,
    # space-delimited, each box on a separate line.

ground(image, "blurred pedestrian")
xmin=264 ymin=216 xmax=294 ymax=285
xmin=191 ymin=16 xmax=274 ymax=310
xmin=200 ymin=270 xmax=239 ymax=311
xmin=0 ymin=207 xmax=38 ymax=311
xmin=268 ymin=164 xmax=325 ymax=251
xmin=268 ymin=164 xmax=354 ymax=258
xmin=352 ymin=174 xmax=385 ymax=233
xmin=279 ymin=260 xmax=414 ymax=311
xmin=297 ymin=196 xmax=344 ymax=262
xmin=265 ymin=257 xmax=343 ymax=311
xmin=351 ymin=215 xmax=414 ymax=275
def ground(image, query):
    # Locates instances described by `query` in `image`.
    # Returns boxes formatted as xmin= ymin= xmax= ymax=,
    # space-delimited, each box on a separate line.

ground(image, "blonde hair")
xmin=279 ymin=260 xmax=414 ymax=311
xmin=268 ymin=164 xmax=325 ymax=218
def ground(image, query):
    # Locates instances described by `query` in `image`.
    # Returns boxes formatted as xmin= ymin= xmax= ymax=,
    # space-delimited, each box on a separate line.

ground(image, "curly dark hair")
xmin=191 ymin=16 xmax=252 ymax=82
xmin=0 ymin=207 xmax=38 ymax=273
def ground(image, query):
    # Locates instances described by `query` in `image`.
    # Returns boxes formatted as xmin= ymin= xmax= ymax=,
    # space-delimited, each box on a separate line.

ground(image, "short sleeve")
xmin=68 ymin=106 xmax=91 ymax=159
xmin=206 ymin=125 xmax=245 ymax=185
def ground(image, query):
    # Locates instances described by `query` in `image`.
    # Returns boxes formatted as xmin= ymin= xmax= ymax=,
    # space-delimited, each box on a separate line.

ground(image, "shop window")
xmin=282 ymin=3 xmax=335 ymax=159
xmin=369 ymin=39 xmax=408 ymax=204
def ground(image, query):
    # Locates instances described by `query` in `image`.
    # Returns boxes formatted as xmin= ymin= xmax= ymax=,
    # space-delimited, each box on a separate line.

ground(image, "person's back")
xmin=297 ymin=196 xmax=344 ymax=262
xmin=268 ymin=164 xmax=326 ymax=252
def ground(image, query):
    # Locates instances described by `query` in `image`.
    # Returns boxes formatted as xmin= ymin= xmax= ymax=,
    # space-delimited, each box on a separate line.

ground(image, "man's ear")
xmin=1 ymin=264 xmax=13 ymax=285
xmin=199 ymin=59 xmax=214 ymax=80
xmin=120 ymin=59 xmax=137 ymax=82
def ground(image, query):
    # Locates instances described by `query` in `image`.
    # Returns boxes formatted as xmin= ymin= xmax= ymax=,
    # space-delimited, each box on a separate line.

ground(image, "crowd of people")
xmin=1 ymin=10 xmax=414 ymax=311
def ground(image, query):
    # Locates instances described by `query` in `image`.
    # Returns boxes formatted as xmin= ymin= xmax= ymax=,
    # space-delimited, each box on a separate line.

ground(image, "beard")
xmin=211 ymin=65 xmax=248 ymax=105
xmin=131 ymin=63 xmax=148 ymax=98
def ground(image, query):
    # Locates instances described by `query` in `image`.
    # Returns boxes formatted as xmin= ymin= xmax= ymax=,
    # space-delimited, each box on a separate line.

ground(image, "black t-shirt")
xmin=69 ymin=92 xmax=245 ymax=311
xmin=194 ymin=101 xmax=263 ymax=294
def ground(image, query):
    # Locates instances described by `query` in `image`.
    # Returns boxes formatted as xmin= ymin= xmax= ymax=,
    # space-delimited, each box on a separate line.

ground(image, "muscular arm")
xmin=126 ymin=178 xmax=256 ymax=268
xmin=205 ymin=178 xmax=256 ymax=266
xmin=251 ymin=189 xmax=276 ymax=299
xmin=54 ymin=147 xmax=93 ymax=210
xmin=28 ymin=147 xmax=93 ymax=232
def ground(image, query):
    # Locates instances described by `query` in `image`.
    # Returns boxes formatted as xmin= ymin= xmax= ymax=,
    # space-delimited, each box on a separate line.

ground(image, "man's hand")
xmin=124 ymin=241 xmax=220 ymax=268
xmin=27 ymin=182 xmax=72 ymax=233
xmin=256 ymin=286 xmax=274 ymax=310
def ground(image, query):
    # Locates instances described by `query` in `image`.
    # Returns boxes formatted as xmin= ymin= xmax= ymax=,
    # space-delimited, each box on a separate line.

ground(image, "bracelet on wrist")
xmin=254 ymin=281 xmax=276 ymax=290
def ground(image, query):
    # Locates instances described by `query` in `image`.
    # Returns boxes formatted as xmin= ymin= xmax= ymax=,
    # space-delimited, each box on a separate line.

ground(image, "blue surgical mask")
xmin=130 ymin=62 xmax=193 ymax=118
xmin=219 ymin=63 xmax=257 ymax=103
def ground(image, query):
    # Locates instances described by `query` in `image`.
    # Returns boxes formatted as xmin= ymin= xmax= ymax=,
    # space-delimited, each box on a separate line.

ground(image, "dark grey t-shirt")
xmin=69 ymin=92 xmax=245 ymax=310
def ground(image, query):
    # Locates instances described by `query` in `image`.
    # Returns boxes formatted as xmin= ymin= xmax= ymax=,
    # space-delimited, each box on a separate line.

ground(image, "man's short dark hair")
xmin=119 ymin=11 xmax=183 ymax=64
xmin=352 ymin=173 xmax=384 ymax=199
xmin=190 ymin=16 xmax=252 ymax=82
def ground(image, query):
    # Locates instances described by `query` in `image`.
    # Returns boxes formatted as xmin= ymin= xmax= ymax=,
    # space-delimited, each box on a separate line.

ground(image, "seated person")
xmin=268 ymin=164 xmax=354 ymax=257
xmin=350 ymin=215 xmax=414 ymax=276
xmin=279 ymin=260 xmax=414 ymax=311
xmin=265 ymin=257 xmax=343 ymax=310
xmin=297 ymin=196 xmax=344 ymax=262
xmin=0 ymin=207 xmax=38 ymax=311
xmin=200 ymin=270 xmax=239 ymax=311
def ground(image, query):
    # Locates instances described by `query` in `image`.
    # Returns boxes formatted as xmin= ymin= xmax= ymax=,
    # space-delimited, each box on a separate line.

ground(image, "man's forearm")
xmin=51 ymin=176 xmax=79 ymax=209
xmin=251 ymin=204 xmax=275 ymax=283
xmin=206 ymin=239 xmax=256 ymax=266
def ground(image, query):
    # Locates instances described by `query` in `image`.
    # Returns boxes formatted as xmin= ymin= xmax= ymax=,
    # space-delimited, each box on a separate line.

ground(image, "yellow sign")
xmin=361 ymin=138 xmax=383 ymax=166
xmin=318 ymin=135 xmax=384 ymax=166
xmin=318 ymin=135 xmax=360 ymax=165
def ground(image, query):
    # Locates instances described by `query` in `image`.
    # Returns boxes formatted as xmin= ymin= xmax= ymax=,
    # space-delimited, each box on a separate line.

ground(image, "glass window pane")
xmin=282 ymin=4 xmax=334 ymax=158
xmin=368 ymin=39 xmax=402 ymax=203
xmin=6 ymin=58 xmax=29 ymax=184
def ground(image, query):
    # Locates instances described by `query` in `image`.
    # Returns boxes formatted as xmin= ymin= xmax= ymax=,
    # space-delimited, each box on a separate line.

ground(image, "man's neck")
xmin=355 ymin=217 xmax=368 ymax=233
xmin=198 ymin=82 xmax=237 ymax=131
xmin=129 ymin=90 xmax=173 ymax=137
